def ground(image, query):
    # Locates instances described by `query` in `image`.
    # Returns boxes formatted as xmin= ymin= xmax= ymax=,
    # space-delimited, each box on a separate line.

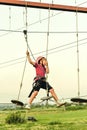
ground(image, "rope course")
xmin=0 ymin=0 xmax=87 ymax=104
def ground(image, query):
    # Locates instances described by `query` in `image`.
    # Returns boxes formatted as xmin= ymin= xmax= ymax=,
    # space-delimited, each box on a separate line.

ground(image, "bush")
xmin=5 ymin=111 xmax=26 ymax=124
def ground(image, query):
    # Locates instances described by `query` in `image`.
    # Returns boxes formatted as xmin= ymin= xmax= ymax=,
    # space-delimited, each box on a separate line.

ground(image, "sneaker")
xmin=57 ymin=102 xmax=66 ymax=107
xmin=25 ymin=104 xmax=31 ymax=109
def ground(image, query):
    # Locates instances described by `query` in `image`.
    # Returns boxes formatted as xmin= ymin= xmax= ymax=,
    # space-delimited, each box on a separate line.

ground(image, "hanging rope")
xmin=39 ymin=0 xmax=42 ymax=23
xmin=46 ymin=8 xmax=50 ymax=59
xmin=17 ymin=58 xmax=27 ymax=100
xmin=46 ymin=6 xmax=50 ymax=105
xmin=23 ymin=1 xmax=35 ymax=60
xmin=17 ymin=1 xmax=36 ymax=100
xmin=75 ymin=1 xmax=80 ymax=97
xmin=9 ymin=6 xmax=11 ymax=30
xmin=17 ymin=2 xmax=28 ymax=101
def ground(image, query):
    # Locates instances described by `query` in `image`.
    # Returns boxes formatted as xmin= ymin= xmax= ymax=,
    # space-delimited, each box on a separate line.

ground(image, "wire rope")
xmin=1 ymin=29 xmax=87 ymax=34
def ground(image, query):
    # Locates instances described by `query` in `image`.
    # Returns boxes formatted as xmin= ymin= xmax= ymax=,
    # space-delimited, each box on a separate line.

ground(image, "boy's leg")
xmin=49 ymin=88 xmax=58 ymax=102
xmin=49 ymin=88 xmax=66 ymax=107
xmin=25 ymin=91 xmax=38 ymax=109
xmin=26 ymin=80 xmax=40 ymax=108
xmin=29 ymin=91 xmax=38 ymax=104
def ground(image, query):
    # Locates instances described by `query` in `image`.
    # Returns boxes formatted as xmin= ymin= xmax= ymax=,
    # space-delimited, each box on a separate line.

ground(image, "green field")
xmin=0 ymin=104 xmax=87 ymax=130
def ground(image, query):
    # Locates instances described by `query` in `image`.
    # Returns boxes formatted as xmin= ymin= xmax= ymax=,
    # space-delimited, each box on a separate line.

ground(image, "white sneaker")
xmin=25 ymin=104 xmax=31 ymax=109
xmin=57 ymin=102 xmax=66 ymax=107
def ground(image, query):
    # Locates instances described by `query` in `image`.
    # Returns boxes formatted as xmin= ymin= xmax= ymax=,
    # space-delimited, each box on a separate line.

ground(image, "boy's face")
xmin=40 ymin=58 xmax=47 ymax=65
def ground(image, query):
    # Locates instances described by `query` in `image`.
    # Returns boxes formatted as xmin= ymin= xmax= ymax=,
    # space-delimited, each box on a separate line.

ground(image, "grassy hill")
xmin=0 ymin=104 xmax=87 ymax=130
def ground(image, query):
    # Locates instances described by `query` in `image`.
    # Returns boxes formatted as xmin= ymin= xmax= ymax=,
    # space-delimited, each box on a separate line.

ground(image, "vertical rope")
xmin=46 ymin=7 xmax=50 ymax=59
xmin=25 ymin=1 xmax=28 ymax=49
xmin=39 ymin=0 xmax=41 ymax=23
xmin=75 ymin=2 xmax=80 ymax=97
xmin=52 ymin=0 xmax=54 ymax=16
xmin=46 ymin=6 xmax=50 ymax=105
xmin=9 ymin=7 xmax=11 ymax=30
xmin=23 ymin=2 xmax=35 ymax=60
xmin=17 ymin=3 xmax=28 ymax=101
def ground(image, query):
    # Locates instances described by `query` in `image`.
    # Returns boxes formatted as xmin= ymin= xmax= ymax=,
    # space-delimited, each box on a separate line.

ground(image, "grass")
xmin=0 ymin=104 xmax=87 ymax=130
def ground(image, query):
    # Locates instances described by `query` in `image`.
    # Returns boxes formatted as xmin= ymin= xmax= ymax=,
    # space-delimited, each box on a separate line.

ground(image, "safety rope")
xmin=17 ymin=2 xmax=28 ymax=100
xmin=45 ymin=6 xmax=50 ymax=105
xmin=75 ymin=0 xmax=80 ymax=97
xmin=17 ymin=1 xmax=35 ymax=101
xmin=23 ymin=1 xmax=35 ymax=60
xmin=9 ymin=6 xmax=11 ymax=30
xmin=17 ymin=58 xmax=27 ymax=100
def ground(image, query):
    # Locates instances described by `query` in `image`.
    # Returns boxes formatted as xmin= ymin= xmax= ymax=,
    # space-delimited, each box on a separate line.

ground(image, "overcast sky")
xmin=0 ymin=0 xmax=87 ymax=103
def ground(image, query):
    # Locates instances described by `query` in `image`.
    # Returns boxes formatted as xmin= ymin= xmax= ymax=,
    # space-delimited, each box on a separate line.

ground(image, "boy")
xmin=25 ymin=50 xmax=65 ymax=109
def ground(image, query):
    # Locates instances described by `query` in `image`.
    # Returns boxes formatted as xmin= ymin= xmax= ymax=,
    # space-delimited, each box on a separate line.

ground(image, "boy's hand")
xmin=26 ymin=50 xmax=29 ymax=56
xmin=43 ymin=58 xmax=48 ymax=66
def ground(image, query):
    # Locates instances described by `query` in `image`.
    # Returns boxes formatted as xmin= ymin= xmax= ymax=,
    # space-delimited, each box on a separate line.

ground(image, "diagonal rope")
xmin=17 ymin=1 xmax=35 ymax=100
xmin=17 ymin=2 xmax=28 ymax=101
xmin=17 ymin=58 xmax=27 ymax=100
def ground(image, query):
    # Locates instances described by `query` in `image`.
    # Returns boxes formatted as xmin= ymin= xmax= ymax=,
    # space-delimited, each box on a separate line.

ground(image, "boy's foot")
xmin=25 ymin=104 xmax=31 ymax=109
xmin=57 ymin=102 xmax=66 ymax=107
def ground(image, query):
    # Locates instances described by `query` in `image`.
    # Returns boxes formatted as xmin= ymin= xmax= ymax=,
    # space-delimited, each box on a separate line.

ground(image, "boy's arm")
xmin=45 ymin=65 xmax=49 ymax=74
xmin=45 ymin=60 xmax=49 ymax=74
xmin=26 ymin=50 xmax=35 ymax=66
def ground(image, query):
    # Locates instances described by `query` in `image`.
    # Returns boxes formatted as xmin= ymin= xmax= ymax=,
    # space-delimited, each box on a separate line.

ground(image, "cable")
xmin=1 ymin=29 xmax=87 ymax=34
xmin=0 ymin=60 xmax=25 ymax=69
xmin=0 ymin=1 xmax=87 ymax=38
xmin=0 ymin=37 xmax=87 ymax=68
xmin=0 ymin=57 xmax=25 ymax=65
xmin=0 ymin=10 xmax=63 ymax=38
xmin=0 ymin=40 xmax=87 ymax=69
xmin=77 ymin=1 xmax=87 ymax=6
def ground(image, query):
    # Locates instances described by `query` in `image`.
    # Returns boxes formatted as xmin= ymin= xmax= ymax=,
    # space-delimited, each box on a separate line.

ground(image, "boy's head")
xmin=36 ymin=56 xmax=47 ymax=65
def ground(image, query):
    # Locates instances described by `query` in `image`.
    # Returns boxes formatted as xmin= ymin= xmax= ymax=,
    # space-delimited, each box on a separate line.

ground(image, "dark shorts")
xmin=28 ymin=79 xmax=53 ymax=97
xmin=34 ymin=79 xmax=52 ymax=91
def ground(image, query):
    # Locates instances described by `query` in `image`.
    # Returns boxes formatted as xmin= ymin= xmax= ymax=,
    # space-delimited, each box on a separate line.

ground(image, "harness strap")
xmin=34 ymin=76 xmax=46 ymax=81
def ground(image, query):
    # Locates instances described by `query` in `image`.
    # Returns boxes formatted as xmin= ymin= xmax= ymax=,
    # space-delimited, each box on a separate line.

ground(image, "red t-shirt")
xmin=34 ymin=63 xmax=46 ymax=77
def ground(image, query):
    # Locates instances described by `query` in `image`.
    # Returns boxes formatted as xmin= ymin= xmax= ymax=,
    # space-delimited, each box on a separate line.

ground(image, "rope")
xmin=75 ymin=1 xmax=80 ymax=97
xmin=23 ymin=1 xmax=35 ymax=60
xmin=17 ymin=58 xmax=27 ymax=100
xmin=9 ymin=6 xmax=11 ymax=30
xmin=23 ymin=30 xmax=35 ymax=60
xmin=46 ymin=7 xmax=50 ymax=105
xmin=17 ymin=2 xmax=28 ymax=101
xmin=39 ymin=0 xmax=42 ymax=23
xmin=46 ymin=7 xmax=50 ymax=59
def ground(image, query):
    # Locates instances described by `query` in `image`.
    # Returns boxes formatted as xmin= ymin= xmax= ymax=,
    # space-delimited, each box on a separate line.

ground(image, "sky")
xmin=0 ymin=0 xmax=87 ymax=103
